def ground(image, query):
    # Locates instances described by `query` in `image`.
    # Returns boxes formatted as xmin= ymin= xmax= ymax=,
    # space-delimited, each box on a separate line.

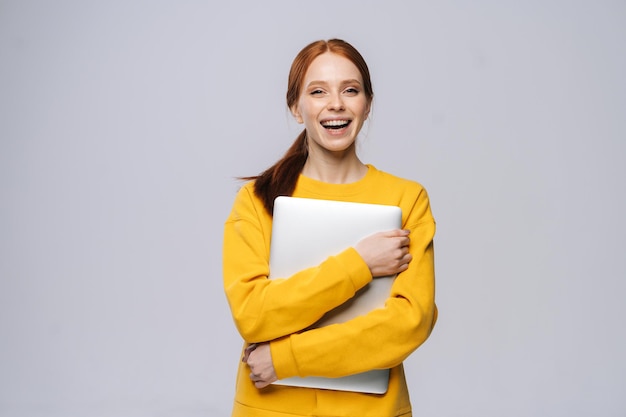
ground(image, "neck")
xmin=302 ymin=150 xmax=368 ymax=184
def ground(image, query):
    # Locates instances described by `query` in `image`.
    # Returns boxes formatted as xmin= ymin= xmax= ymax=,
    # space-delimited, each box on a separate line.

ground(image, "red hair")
xmin=246 ymin=39 xmax=374 ymax=215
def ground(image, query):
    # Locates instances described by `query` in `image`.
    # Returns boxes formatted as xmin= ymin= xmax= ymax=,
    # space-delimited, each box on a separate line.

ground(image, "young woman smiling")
xmin=223 ymin=39 xmax=437 ymax=417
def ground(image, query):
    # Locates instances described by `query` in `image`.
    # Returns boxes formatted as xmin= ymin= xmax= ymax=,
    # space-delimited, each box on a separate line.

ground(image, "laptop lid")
xmin=268 ymin=196 xmax=402 ymax=394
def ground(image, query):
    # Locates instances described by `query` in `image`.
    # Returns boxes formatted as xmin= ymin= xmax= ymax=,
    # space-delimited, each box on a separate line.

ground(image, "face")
xmin=291 ymin=52 xmax=371 ymax=156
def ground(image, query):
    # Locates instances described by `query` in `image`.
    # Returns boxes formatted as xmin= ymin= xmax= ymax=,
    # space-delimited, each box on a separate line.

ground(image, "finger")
xmin=255 ymin=380 xmax=271 ymax=389
xmin=242 ymin=343 xmax=258 ymax=363
xmin=395 ymin=254 xmax=412 ymax=271
xmin=251 ymin=375 xmax=274 ymax=389
xmin=380 ymin=229 xmax=408 ymax=238
xmin=394 ymin=245 xmax=410 ymax=258
xmin=256 ymin=375 xmax=278 ymax=389
xmin=250 ymin=372 xmax=266 ymax=383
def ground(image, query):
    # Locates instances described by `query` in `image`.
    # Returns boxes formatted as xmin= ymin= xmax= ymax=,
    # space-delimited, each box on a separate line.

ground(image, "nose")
xmin=327 ymin=92 xmax=345 ymax=111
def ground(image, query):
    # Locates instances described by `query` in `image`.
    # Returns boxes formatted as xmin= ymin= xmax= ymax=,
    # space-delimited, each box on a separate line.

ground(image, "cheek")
xmin=360 ymin=105 xmax=371 ymax=121
xmin=299 ymin=102 xmax=320 ymax=123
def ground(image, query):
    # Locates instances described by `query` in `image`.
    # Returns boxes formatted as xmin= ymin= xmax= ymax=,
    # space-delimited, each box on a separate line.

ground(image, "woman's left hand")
xmin=244 ymin=342 xmax=277 ymax=388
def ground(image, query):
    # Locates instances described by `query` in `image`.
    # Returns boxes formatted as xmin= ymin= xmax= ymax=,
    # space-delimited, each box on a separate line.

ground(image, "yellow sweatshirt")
xmin=223 ymin=165 xmax=437 ymax=417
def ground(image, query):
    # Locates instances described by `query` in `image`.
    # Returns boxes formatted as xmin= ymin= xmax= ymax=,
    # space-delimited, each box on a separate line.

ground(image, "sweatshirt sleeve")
xmin=270 ymin=185 xmax=437 ymax=379
xmin=222 ymin=185 xmax=374 ymax=343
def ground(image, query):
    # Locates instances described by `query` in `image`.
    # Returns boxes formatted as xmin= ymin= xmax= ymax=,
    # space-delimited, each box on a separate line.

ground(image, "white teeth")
xmin=321 ymin=120 xmax=349 ymax=127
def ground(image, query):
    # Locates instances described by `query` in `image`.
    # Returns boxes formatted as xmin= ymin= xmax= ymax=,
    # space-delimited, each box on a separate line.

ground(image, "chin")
xmin=322 ymin=140 xmax=357 ymax=153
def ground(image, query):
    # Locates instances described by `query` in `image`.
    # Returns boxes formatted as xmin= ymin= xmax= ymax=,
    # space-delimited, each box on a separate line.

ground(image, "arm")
xmin=223 ymin=185 xmax=374 ymax=343
xmin=269 ymin=187 xmax=437 ymax=379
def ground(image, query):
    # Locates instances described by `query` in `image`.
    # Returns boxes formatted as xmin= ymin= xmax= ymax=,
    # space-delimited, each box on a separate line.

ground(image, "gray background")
xmin=1 ymin=1 xmax=625 ymax=416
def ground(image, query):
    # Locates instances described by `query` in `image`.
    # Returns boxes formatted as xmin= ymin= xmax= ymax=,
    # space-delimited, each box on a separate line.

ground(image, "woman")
xmin=223 ymin=39 xmax=437 ymax=417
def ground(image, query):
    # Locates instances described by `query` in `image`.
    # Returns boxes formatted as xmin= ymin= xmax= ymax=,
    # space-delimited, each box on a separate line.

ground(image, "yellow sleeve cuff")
xmin=270 ymin=336 xmax=298 ymax=379
xmin=334 ymin=246 xmax=372 ymax=293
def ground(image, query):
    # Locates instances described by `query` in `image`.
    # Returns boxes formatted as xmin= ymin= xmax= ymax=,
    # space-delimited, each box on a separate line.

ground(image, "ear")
xmin=290 ymin=105 xmax=304 ymax=124
xmin=364 ymin=101 xmax=372 ymax=121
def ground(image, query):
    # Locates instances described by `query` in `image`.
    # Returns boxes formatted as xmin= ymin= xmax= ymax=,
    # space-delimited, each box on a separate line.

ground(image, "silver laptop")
xmin=268 ymin=196 xmax=402 ymax=394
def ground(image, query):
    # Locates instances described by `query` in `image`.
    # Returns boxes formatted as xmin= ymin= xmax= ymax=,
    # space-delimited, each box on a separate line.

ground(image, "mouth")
xmin=320 ymin=119 xmax=351 ymax=130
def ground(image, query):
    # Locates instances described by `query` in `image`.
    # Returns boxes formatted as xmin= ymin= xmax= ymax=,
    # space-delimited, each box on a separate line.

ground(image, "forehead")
xmin=303 ymin=52 xmax=363 ymax=84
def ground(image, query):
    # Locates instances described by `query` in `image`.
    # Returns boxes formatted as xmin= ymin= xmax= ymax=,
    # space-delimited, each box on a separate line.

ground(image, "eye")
xmin=310 ymin=89 xmax=324 ymax=96
xmin=344 ymin=87 xmax=360 ymax=96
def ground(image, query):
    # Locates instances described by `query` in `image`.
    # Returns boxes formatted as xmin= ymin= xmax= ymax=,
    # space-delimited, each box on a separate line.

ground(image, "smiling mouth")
xmin=321 ymin=119 xmax=351 ymax=130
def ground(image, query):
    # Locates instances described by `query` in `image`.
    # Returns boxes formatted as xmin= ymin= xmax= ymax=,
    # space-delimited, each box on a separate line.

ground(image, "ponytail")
xmin=242 ymin=130 xmax=308 ymax=215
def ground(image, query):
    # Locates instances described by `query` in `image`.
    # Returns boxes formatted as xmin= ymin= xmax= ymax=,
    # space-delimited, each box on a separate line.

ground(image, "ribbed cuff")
xmin=270 ymin=336 xmax=298 ymax=379
xmin=334 ymin=247 xmax=372 ymax=292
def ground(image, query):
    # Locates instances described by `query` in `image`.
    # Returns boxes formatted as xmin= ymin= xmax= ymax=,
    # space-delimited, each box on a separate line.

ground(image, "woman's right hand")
xmin=354 ymin=229 xmax=412 ymax=277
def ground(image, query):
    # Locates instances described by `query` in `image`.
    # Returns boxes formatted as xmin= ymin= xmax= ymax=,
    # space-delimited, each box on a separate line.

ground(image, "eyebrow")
xmin=306 ymin=79 xmax=363 ymax=88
